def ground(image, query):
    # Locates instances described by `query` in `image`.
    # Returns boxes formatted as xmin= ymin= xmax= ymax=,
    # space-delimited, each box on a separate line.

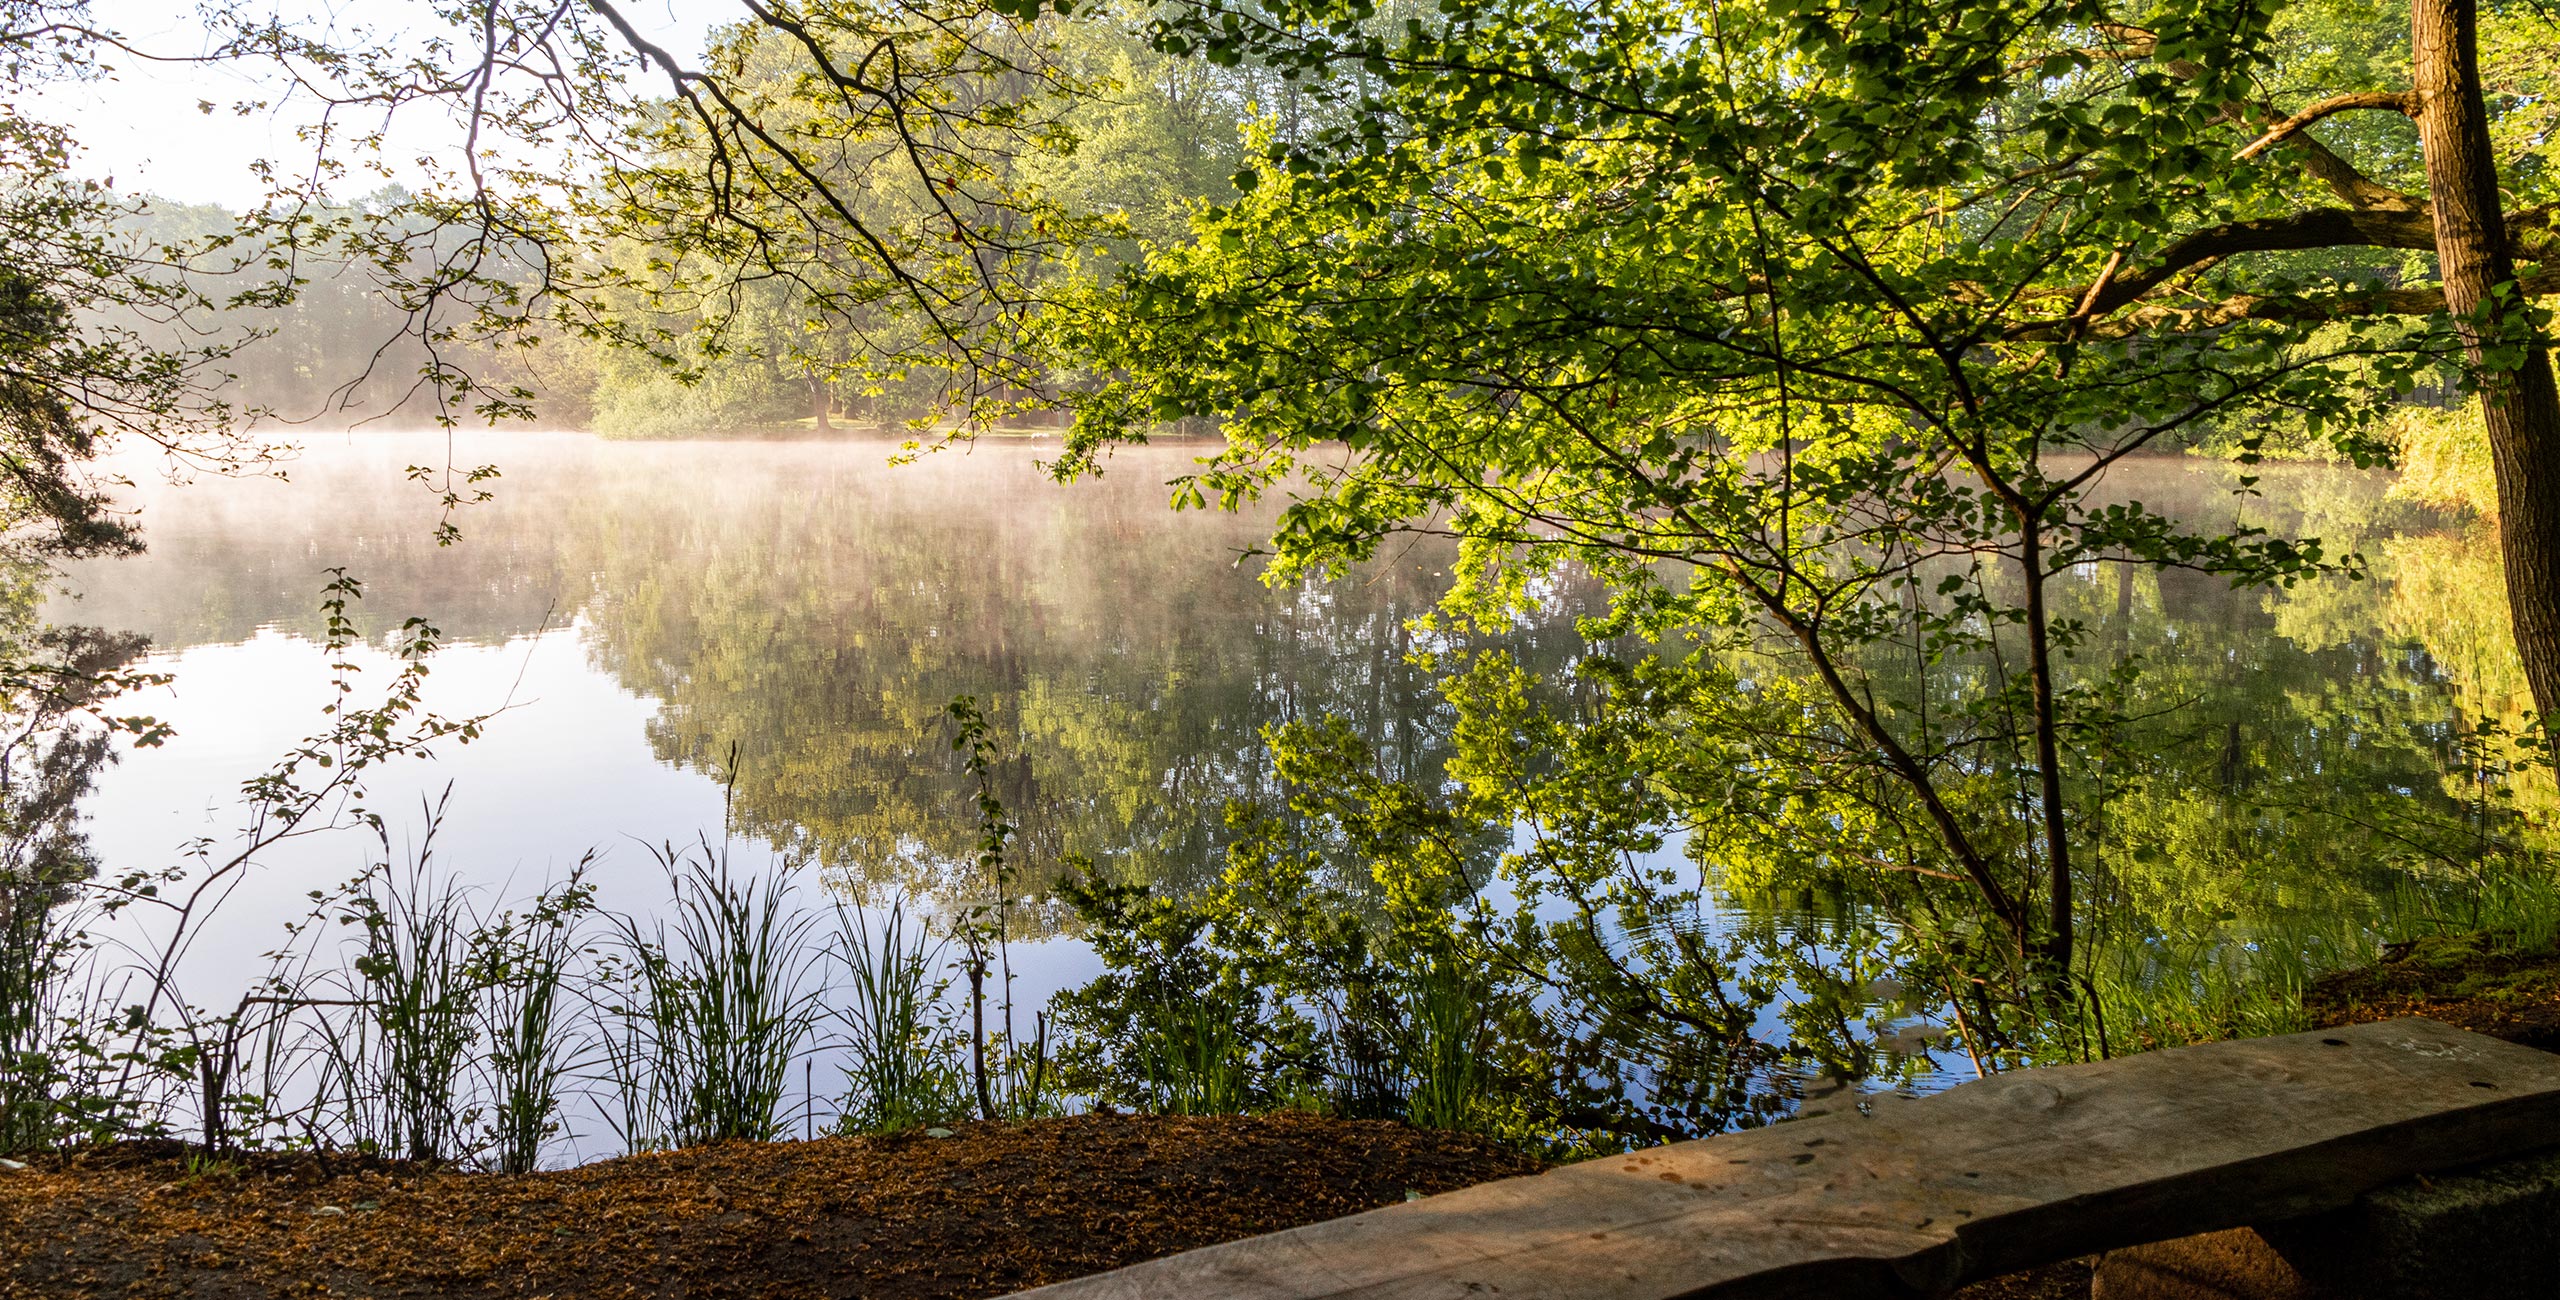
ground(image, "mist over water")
xmin=41 ymin=432 xmax=2514 ymax=1123
xmin=44 ymin=433 xmax=1485 ymax=1042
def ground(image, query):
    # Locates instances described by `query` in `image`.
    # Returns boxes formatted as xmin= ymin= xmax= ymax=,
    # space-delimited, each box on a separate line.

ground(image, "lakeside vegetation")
xmin=6 ymin=496 xmax=2556 ymax=1162
xmin=3 ymin=0 xmax=2560 ymax=1191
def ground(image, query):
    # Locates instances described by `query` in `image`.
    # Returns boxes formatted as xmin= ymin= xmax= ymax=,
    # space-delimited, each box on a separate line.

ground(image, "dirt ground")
xmin=2303 ymin=929 xmax=2560 ymax=1051
xmin=1 ymin=1113 xmax=1536 ymax=1299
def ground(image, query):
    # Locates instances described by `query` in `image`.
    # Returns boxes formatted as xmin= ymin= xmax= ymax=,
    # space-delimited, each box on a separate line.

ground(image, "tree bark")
xmin=2017 ymin=527 xmax=2075 ymax=977
xmin=2413 ymin=0 xmax=2560 ymax=722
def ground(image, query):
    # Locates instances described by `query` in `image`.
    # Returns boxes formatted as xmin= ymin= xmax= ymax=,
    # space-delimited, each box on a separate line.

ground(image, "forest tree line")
xmin=96 ymin=2 xmax=1291 ymax=437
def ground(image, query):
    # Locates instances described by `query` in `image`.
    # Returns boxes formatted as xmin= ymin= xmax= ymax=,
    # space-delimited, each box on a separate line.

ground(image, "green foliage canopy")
xmin=1055 ymin=0 xmax=2554 ymax=983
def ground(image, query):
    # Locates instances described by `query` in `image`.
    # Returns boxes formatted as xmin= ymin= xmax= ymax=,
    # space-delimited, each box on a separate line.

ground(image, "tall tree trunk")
xmin=2017 ymin=531 xmax=2074 ymax=978
xmin=811 ymin=378 xmax=834 ymax=432
xmin=2414 ymin=0 xmax=2560 ymax=722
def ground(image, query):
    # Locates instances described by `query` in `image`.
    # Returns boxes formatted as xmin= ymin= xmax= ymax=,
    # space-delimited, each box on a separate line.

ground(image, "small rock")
xmin=313 ymin=1205 xmax=346 ymax=1217
xmin=1403 ymin=1189 xmax=1424 ymax=1202
xmin=0 ymin=1158 xmax=27 ymax=1172
xmin=924 ymin=1127 xmax=956 ymax=1139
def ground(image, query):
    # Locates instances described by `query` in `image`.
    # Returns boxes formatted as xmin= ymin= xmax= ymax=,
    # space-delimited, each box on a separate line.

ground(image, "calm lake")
xmin=43 ymin=431 xmax=2517 ymax=1130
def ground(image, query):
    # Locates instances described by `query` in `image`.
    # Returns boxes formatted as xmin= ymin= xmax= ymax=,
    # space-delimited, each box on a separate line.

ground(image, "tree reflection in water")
xmin=34 ymin=437 xmax=2550 ymax=1120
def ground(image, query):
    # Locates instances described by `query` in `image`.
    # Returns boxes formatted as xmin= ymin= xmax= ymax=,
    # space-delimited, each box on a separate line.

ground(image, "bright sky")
xmin=29 ymin=0 xmax=730 ymax=209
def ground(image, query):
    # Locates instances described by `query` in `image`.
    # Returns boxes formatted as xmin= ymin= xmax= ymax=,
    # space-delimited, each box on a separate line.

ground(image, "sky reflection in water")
xmin=45 ymin=432 xmax=2501 ymax=1121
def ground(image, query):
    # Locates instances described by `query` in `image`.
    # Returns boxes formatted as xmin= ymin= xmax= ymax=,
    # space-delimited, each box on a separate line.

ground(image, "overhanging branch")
xmin=2086 ymin=207 xmax=2438 ymax=316
xmin=2234 ymin=91 xmax=2418 ymax=160
xmin=2013 ymin=269 xmax=2560 ymax=339
xmin=2036 ymin=203 xmax=2557 ymax=330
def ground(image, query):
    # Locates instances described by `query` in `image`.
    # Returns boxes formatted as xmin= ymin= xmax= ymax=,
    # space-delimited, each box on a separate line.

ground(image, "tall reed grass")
xmin=322 ymin=825 xmax=481 ymax=1163
xmin=1401 ymin=961 xmax=1491 ymax=1131
xmin=598 ymin=838 xmax=823 ymax=1151
xmin=478 ymin=863 xmax=591 ymax=1173
xmin=833 ymin=900 xmax=964 ymax=1134
xmin=1138 ymin=994 xmax=1250 ymax=1116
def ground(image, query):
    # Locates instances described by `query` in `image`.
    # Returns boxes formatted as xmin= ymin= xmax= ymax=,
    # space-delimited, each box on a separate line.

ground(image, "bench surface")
xmin=1006 ymin=1018 xmax=2560 ymax=1300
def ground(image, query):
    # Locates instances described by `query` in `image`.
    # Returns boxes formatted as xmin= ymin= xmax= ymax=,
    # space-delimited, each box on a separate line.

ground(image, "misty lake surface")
xmin=44 ymin=431 xmax=2516 ymax=1117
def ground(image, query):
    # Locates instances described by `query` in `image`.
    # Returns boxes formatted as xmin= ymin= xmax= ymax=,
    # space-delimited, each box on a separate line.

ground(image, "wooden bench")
xmin=1007 ymin=1018 xmax=2560 ymax=1299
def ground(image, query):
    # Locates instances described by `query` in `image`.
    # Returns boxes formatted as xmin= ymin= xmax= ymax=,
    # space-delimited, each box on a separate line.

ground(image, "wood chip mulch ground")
xmin=0 ymin=1109 xmax=2091 ymax=1300
xmin=0 ymin=1113 xmax=1535 ymax=1300
xmin=2303 ymin=929 xmax=2560 ymax=1052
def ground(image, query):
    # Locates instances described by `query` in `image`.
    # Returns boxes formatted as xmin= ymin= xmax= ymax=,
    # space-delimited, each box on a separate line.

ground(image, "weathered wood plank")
xmin=1006 ymin=1019 xmax=2560 ymax=1300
